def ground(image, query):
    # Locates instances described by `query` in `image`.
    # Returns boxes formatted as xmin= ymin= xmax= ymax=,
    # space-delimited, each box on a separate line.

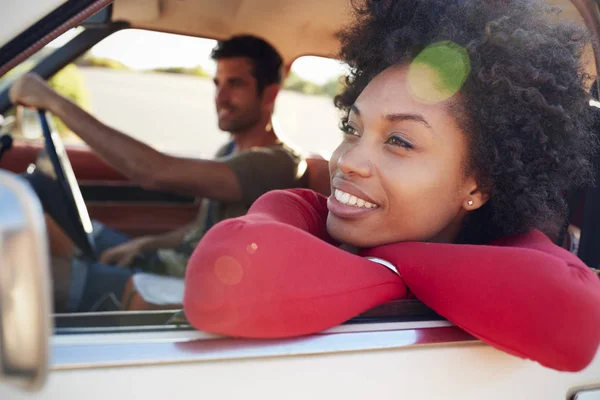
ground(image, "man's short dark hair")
xmin=211 ymin=35 xmax=283 ymax=94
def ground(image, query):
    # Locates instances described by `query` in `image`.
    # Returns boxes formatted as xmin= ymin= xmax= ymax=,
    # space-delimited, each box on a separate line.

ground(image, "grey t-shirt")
xmin=153 ymin=141 xmax=308 ymax=278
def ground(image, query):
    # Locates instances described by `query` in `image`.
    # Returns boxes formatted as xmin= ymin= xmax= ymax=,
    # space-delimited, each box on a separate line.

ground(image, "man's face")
xmin=214 ymin=57 xmax=263 ymax=133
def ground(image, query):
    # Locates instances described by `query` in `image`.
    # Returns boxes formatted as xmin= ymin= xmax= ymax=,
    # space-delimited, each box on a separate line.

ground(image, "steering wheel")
xmin=37 ymin=110 xmax=97 ymax=260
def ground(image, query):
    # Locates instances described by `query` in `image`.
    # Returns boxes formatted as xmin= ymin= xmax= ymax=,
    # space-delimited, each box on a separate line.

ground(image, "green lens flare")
xmin=407 ymin=41 xmax=470 ymax=104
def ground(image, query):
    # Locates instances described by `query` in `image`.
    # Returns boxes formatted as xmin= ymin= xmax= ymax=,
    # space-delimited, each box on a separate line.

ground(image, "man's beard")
xmin=217 ymin=106 xmax=261 ymax=134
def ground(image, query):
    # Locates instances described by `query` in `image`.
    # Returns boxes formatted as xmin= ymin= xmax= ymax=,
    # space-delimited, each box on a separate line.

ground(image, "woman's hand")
xmin=99 ymin=237 xmax=150 ymax=267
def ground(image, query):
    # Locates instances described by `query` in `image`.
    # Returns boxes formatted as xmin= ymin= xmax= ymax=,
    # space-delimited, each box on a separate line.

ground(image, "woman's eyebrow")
xmin=351 ymin=104 xmax=432 ymax=130
xmin=384 ymin=113 xmax=432 ymax=129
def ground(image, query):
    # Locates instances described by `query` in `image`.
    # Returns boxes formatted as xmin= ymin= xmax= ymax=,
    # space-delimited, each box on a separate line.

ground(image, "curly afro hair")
xmin=335 ymin=0 xmax=598 ymax=243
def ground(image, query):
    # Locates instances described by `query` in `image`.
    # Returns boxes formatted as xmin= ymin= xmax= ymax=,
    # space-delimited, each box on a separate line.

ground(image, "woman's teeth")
xmin=334 ymin=189 xmax=378 ymax=209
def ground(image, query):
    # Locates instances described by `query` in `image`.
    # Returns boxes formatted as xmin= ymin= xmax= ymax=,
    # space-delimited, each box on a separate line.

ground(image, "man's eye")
xmin=386 ymin=135 xmax=413 ymax=149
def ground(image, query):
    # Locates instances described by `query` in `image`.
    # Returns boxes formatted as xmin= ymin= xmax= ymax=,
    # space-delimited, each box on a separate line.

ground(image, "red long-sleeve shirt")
xmin=184 ymin=189 xmax=600 ymax=372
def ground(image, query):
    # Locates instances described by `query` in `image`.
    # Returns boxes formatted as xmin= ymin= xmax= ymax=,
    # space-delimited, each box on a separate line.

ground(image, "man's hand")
xmin=99 ymin=237 xmax=150 ymax=267
xmin=9 ymin=73 xmax=58 ymax=110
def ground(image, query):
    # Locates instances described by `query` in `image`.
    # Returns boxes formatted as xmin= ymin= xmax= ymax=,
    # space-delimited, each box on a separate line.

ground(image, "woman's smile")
xmin=327 ymin=189 xmax=380 ymax=219
xmin=327 ymin=176 xmax=381 ymax=219
xmin=333 ymin=189 xmax=378 ymax=209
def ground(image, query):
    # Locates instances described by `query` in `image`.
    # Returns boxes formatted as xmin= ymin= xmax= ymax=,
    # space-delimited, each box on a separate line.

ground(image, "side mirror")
xmin=0 ymin=170 xmax=52 ymax=391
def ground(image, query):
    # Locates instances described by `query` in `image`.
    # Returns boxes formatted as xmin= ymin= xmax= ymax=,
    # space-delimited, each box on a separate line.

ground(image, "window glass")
xmin=0 ymin=28 xmax=84 ymax=139
xmin=0 ymin=28 xmax=83 ymax=93
xmin=81 ymin=34 xmax=347 ymax=158
xmin=47 ymin=29 xmax=223 ymax=157
xmin=4 ymin=30 xmax=348 ymax=159
xmin=4 ymin=28 xmax=356 ymax=330
xmin=277 ymin=55 xmax=349 ymax=159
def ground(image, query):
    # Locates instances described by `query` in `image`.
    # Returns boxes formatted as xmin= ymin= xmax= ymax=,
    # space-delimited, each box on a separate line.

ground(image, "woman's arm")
xmin=360 ymin=231 xmax=600 ymax=372
xmin=183 ymin=189 xmax=408 ymax=338
xmin=184 ymin=188 xmax=600 ymax=371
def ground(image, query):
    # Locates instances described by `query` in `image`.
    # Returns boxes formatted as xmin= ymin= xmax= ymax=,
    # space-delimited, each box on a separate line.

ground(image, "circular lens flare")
xmin=214 ymin=256 xmax=244 ymax=285
xmin=407 ymin=41 xmax=470 ymax=104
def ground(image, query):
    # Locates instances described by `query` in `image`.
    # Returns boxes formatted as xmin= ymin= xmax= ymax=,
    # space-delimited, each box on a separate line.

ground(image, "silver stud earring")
xmin=467 ymin=200 xmax=474 ymax=206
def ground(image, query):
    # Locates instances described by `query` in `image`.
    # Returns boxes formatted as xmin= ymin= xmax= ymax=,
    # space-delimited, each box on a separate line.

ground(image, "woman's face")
xmin=327 ymin=64 xmax=485 ymax=248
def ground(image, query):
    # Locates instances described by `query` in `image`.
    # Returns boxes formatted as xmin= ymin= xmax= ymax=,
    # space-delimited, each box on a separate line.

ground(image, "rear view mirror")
xmin=0 ymin=170 xmax=52 ymax=391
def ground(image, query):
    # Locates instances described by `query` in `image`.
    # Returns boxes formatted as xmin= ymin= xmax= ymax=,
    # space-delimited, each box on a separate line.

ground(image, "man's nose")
xmin=215 ymin=86 xmax=230 ymax=104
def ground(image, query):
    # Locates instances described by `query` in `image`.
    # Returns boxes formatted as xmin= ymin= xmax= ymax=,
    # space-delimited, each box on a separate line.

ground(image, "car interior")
xmin=0 ymin=0 xmax=600 ymax=334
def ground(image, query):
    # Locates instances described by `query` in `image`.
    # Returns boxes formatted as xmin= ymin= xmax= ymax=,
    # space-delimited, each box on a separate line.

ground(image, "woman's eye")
xmin=386 ymin=135 xmax=413 ymax=149
xmin=341 ymin=123 xmax=359 ymax=137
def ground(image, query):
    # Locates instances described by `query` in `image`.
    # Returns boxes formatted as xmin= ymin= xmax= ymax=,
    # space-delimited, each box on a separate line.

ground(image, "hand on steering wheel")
xmin=10 ymin=74 xmax=97 ymax=260
xmin=37 ymin=110 xmax=97 ymax=260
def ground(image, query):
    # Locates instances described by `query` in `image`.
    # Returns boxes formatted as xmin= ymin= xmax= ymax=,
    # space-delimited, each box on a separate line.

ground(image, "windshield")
xmin=0 ymin=28 xmax=83 ymax=93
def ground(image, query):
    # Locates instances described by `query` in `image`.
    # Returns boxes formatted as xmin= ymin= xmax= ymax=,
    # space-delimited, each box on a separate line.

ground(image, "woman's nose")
xmin=336 ymin=141 xmax=372 ymax=178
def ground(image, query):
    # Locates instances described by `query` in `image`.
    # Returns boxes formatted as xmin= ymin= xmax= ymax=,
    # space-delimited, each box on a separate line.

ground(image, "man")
xmin=10 ymin=35 xmax=309 ymax=312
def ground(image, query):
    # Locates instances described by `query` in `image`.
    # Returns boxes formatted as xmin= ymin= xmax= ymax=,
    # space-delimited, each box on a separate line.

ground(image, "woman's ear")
xmin=463 ymin=180 xmax=490 ymax=211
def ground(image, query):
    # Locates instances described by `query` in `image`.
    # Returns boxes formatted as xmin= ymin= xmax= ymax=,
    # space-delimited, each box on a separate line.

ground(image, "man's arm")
xmin=10 ymin=74 xmax=243 ymax=201
xmin=99 ymin=222 xmax=193 ymax=266
xmin=135 ymin=222 xmax=193 ymax=251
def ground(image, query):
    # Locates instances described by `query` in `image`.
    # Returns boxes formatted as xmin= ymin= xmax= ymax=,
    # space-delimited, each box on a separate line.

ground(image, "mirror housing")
xmin=0 ymin=170 xmax=52 ymax=391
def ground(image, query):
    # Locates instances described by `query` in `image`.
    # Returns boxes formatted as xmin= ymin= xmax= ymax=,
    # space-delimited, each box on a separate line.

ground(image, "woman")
xmin=183 ymin=0 xmax=600 ymax=372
